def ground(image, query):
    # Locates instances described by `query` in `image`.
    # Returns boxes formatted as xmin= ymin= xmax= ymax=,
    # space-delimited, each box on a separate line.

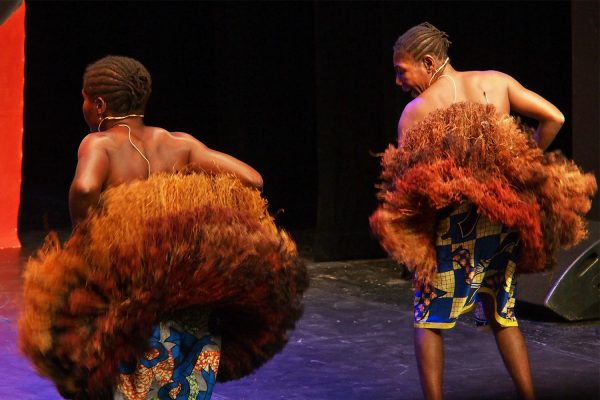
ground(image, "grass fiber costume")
xmin=370 ymin=102 xmax=596 ymax=325
xmin=19 ymin=172 xmax=308 ymax=399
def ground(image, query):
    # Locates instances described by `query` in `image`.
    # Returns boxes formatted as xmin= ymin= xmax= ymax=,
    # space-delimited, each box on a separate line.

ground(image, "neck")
xmin=98 ymin=113 xmax=144 ymax=132
xmin=438 ymin=64 xmax=455 ymax=77
xmin=428 ymin=57 xmax=451 ymax=86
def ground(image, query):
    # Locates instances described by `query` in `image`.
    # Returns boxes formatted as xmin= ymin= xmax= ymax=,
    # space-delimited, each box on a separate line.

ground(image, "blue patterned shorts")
xmin=414 ymin=203 xmax=520 ymax=329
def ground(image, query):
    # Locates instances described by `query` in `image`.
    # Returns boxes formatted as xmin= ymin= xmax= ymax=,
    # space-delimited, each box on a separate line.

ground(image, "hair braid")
xmin=393 ymin=22 xmax=451 ymax=62
xmin=83 ymin=55 xmax=152 ymax=115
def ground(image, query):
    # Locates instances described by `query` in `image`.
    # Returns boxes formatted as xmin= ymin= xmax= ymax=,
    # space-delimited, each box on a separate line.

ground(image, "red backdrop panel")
xmin=0 ymin=3 xmax=25 ymax=248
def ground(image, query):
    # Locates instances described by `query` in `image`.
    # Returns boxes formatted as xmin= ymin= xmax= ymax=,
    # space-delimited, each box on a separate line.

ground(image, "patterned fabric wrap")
xmin=115 ymin=316 xmax=220 ymax=400
xmin=414 ymin=203 xmax=519 ymax=329
xmin=370 ymin=102 xmax=597 ymax=288
xmin=18 ymin=173 xmax=309 ymax=399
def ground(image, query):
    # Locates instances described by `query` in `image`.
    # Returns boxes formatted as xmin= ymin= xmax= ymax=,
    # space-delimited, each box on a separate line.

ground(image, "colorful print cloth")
xmin=115 ymin=315 xmax=220 ymax=400
xmin=414 ymin=203 xmax=520 ymax=329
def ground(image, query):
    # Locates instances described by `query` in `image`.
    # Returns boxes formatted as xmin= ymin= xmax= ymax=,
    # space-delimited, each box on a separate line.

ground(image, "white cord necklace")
xmin=438 ymin=74 xmax=457 ymax=103
xmin=428 ymin=57 xmax=450 ymax=87
xmin=117 ymin=123 xmax=151 ymax=178
xmin=97 ymin=113 xmax=144 ymax=132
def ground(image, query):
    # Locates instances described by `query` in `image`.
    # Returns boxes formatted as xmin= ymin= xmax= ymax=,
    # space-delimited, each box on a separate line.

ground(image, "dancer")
xmin=19 ymin=56 xmax=308 ymax=400
xmin=370 ymin=23 xmax=597 ymax=400
xmin=70 ymin=55 xmax=262 ymax=226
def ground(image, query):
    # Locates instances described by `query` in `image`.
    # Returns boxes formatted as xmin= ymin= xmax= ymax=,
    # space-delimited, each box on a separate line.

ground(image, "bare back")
xmin=398 ymin=69 xmax=564 ymax=149
xmin=70 ymin=122 xmax=262 ymax=226
xmin=90 ymin=126 xmax=196 ymax=190
xmin=415 ymin=70 xmax=510 ymax=118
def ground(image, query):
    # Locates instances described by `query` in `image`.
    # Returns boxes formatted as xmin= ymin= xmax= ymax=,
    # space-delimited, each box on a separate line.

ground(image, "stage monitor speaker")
xmin=517 ymin=220 xmax=599 ymax=321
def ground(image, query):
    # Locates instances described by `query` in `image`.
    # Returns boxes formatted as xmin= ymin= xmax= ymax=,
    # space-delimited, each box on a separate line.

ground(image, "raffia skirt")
xmin=370 ymin=102 xmax=597 ymax=289
xmin=19 ymin=173 xmax=309 ymax=399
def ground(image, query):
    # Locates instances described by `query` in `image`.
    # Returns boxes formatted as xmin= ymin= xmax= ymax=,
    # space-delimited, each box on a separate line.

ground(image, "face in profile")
xmin=81 ymin=89 xmax=100 ymax=132
xmin=393 ymin=51 xmax=430 ymax=98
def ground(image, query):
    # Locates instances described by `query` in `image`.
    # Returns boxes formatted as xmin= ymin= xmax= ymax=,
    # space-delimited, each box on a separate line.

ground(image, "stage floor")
xmin=1 ymin=233 xmax=599 ymax=399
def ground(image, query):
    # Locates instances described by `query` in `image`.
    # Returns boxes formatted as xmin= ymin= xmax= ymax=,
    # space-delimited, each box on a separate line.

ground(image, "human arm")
xmin=185 ymin=135 xmax=263 ymax=189
xmin=69 ymin=135 xmax=109 ymax=228
xmin=505 ymin=73 xmax=565 ymax=150
xmin=397 ymin=98 xmax=428 ymax=146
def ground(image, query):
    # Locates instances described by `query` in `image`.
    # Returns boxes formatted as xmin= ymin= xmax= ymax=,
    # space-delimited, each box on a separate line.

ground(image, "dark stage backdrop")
xmin=19 ymin=1 xmax=575 ymax=260
xmin=20 ymin=1 xmax=318 ymax=233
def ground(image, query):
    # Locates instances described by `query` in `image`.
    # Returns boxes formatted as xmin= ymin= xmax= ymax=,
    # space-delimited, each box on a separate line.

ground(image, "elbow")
xmin=250 ymin=172 xmax=264 ymax=189
xmin=70 ymin=180 xmax=101 ymax=198
xmin=235 ymin=169 xmax=263 ymax=189
xmin=69 ymin=180 xmax=102 ymax=208
xmin=69 ymin=181 xmax=101 ymax=228
xmin=554 ymin=111 xmax=565 ymax=126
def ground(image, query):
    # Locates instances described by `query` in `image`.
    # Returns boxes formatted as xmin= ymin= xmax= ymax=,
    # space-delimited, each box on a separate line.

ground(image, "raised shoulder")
xmin=170 ymin=131 xmax=197 ymax=140
xmin=398 ymin=97 xmax=429 ymax=143
xmin=477 ymin=70 xmax=546 ymax=101
xmin=501 ymin=72 xmax=564 ymax=122
xmin=463 ymin=70 xmax=563 ymax=149
xmin=170 ymin=131 xmax=263 ymax=188
xmin=75 ymin=133 xmax=115 ymax=167
xmin=489 ymin=70 xmax=523 ymax=94
xmin=78 ymin=132 xmax=111 ymax=153
xmin=462 ymin=69 xmax=511 ymax=83
xmin=69 ymin=133 xmax=112 ymax=226
xmin=480 ymin=69 xmax=512 ymax=81
xmin=461 ymin=70 xmax=511 ymax=95
xmin=169 ymin=131 xmax=209 ymax=149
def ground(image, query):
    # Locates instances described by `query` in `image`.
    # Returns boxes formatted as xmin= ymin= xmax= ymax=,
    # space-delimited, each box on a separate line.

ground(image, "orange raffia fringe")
xmin=18 ymin=172 xmax=309 ymax=399
xmin=370 ymin=102 xmax=597 ymax=289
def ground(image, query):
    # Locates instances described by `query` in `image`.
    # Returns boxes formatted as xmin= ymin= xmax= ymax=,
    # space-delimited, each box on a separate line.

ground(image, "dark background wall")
xmin=19 ymin=1 xmax=582 ymax=259
xmin=20 ymin=1 xmax=318 ymax=233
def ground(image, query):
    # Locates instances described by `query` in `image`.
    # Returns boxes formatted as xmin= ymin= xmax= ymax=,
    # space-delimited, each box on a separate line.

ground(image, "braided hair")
xmin=83 ymin=55 xmax=152 ymax=115
xmin=393 ymin=22 xmax=451 ymax=62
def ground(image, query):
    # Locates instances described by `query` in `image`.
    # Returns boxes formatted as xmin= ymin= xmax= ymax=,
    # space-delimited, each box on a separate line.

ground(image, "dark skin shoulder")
xmin=398 ymin=68 xmax=564 ymax=150
xmin=69 ymin=122 xmax=263 ymax=227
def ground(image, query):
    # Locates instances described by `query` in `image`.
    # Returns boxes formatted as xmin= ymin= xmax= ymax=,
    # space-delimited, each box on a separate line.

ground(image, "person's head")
xmin=392 ymin=22 xmax=451 ymax=97
xmin=82 ymin=55 xmax=152 ymax=130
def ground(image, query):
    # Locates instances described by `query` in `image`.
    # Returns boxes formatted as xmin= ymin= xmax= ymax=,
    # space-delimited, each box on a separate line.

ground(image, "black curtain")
xmin=312 ymin=1 xmax=572 ymax=260
xmin=20 ymin=1 xmax=573 ymax=260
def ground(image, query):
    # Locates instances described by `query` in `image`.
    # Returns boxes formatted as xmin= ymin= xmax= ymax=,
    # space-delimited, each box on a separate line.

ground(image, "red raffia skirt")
xmin=370 ymin=102 xmax=597 ymax=289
